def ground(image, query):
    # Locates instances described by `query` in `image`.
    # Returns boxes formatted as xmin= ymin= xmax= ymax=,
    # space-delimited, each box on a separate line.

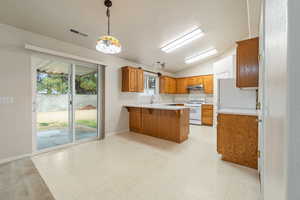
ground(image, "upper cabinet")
xmin=202 ymin=75 xmax=214 ymax=94
xmin=122 ymin=66 xmax=144 ymax=92
xmin=236 ymin=37 xmax=259 ymax=88
xmin=136 ymin=68 xmax=144 ymax=92
xmin=159 ymin=75 xmax=214 ymax=94
xmin=160 ymin=76 xmax=176 ymax=94
xmin=176 ymin=78 xmax=189 ymax=94
xmin=187 ymin=76 xmax=202 ymax=86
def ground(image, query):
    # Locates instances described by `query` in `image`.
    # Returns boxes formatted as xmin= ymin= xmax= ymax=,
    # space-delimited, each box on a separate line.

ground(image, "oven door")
xmin=187 ymin=105 xmax=202 ymax=125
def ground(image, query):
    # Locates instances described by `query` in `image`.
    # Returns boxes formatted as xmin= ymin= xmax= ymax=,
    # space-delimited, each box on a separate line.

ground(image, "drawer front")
xmin=202 ymin=109 xmax=213 ymax=117
xmin=202 ymin=104 xmax=213 ymax=110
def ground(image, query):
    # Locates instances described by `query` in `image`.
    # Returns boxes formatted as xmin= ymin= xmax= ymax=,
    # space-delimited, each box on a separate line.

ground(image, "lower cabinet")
xmin=128 ymin=107 xmax=142 ymax=132
xmin=127 ymin=107 xmax=189 ymax=143
xmin=217 ymin=114 xmax=258 ymax=169
xmin=201 ymin=104 xmax=213 ymax=126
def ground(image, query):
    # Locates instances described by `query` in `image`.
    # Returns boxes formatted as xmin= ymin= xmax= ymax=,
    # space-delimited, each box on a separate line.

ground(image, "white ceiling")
xmin=0 ymin=0 xmax=260 ymax=73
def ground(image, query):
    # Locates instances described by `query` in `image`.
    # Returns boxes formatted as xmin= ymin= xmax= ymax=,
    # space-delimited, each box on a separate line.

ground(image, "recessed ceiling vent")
xmin=70 ymin=29 xmax=88 ymax=37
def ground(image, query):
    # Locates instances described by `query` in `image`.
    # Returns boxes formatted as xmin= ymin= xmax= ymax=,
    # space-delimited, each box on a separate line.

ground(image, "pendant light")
xmin=96 ymin=0 xmax=121 ymax=54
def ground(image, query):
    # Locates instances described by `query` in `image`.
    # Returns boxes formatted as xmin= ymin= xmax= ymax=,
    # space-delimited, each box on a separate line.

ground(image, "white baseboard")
xmin=0 ymin=153 xmax=32 ymax=165
xmin=106 ymin=129 xmax=129 ymax=137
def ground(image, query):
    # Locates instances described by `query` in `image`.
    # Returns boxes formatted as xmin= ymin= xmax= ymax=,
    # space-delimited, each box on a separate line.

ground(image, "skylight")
xmin=185 ymin=48 xmax=218 ymax=64
xmin=161 ymin=27 xmax=204 ymax=53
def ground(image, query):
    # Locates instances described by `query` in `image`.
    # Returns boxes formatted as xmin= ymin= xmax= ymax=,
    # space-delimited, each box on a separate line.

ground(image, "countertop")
xmin=124 ymin=104 xmax=189 ymax=110
xmin=218 ymin=108 xmax=258 ymax=116
xmin=152 ymin=102 xmax=213 ymax=105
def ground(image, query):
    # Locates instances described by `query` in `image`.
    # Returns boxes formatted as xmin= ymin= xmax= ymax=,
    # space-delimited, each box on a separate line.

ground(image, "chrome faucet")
xmin=150 ymin=95 xmax=155 ymax=104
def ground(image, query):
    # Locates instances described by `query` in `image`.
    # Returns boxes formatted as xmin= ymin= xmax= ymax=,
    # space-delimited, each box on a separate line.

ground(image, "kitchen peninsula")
xmin=124 ymin=104 xmax=190 ymax=143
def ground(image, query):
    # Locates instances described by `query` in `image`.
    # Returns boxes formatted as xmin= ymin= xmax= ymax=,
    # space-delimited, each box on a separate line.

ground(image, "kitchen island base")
xmin=126 ymin=107 xmax=189 ymax=143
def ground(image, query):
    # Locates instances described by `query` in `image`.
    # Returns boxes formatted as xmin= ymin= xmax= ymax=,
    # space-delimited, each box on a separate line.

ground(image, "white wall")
xmin=263 ymin=0 xmax=288 ymax=199
xmin=174 ymin=61 xmax=214 ymax=77
xmin=174 ymin=48 xmax=236 ymax=78
xmin=0 ymin=24 xmax=174 ymax=162
xmin=287 ymin=0 xmax=300 ymax=199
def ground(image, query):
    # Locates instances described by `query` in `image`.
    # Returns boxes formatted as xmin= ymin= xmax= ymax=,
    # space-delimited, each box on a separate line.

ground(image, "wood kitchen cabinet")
xmin=128 ymin=107 xmax=142 ymax=132
xmin=122 ymin=66 xmax=144 ymax=92
xmin=236 ymin=37 xmax=259 ymax=88
xmin=126 ymin=107 xmax=190 ymax=143
xmin=176 ymin=78 xmax=189 ymax=94
xmin=188 ymin=76 xmax=203 ymax=86
xmin=202 ymin=75 xmax=214 ymax=94
xmin=136 ymin=68 xmax=144 ymax=92
xmin=201 ymin=104 xmax=213 ymax=126
xmin=159 ymin=76 xmax=176 ymax=94
xmin=217 ymin=114 xmax=258 ymax=169
xmin=159 ymin=74 xmax=214 ymax=94
xmin=179 ymin=75 xmax=213 ymax=94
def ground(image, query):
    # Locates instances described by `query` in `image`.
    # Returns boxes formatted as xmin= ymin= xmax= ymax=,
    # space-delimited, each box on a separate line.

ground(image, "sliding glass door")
xmin=33 ymin=56 xmax=99 ymax=151
xmin=74 ymin=65 xmax=98 ymax=141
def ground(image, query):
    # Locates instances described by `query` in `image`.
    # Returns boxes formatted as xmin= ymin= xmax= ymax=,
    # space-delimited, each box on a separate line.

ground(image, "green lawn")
xmin=76 ymin=120 xmax=97 ymax=128
xmin=38 ymin=120 xmax=97 ymax=130
xmin=38 ymin=121 xmax=68 ymax=130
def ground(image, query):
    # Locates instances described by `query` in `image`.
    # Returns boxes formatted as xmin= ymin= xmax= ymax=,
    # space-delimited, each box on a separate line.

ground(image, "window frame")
xmin=142 ymin=72 xmax=159 ymax=96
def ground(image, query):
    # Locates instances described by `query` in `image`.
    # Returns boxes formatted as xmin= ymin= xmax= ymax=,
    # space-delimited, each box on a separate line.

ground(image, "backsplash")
xmin=136 ymin=94 xmax=174 ymax=104
xmin=121 ymin=92 xmax=213 ymax=105
xmin=174 ymin=91 xmax=213 ymax=104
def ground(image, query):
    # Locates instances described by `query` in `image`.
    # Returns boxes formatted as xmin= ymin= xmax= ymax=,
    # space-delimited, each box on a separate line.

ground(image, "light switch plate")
xmin=0 ymin=97 xmax=14 ymax=104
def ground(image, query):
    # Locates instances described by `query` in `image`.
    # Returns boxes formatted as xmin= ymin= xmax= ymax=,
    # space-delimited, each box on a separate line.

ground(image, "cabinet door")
xmin=159 ymin=76 xmax=168 ymax=94
xmin=129 ymin=108 xmax=141 ymax=132
xmin=141 ymin=109 xmax=159 ymax=136
xmin=129 ymin=69 xmax=137 ymax=92
xmin=188 ymin=77 xmax=197 ymax=86
xmin=166 ymin=77 xmax=172 ymax=94
xmin=176 ymin=78 xmax=188 ymax=94
xmin=217 ymin=114 xmax=258 ymax=169
xmin=136 ymin=69 xmax=144 ymax=92
xmin=236 ymin=37 xmax=259 ymax=88
xmin=160 ymin=76 xmax=176 ymax=94
xmin=202 ymin=110 xmax=213 ymax=126
xmin=170 ymin=78 xmax=176 ymax=94
xmin=122 ymin=68 xmax=130 ymax=92
xmin=203 ymin=75 xmax=213 ymax=94
xmin=172 ymin=78 xmax=177 ymax=93
xmin=195 ymin=76 xmax=203 ymax=85
xmin=201 ymin=104 xmax=213 ymax=126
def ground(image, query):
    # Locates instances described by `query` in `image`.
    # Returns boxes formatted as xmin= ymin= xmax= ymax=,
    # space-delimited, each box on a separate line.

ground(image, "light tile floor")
xmin=32 ymin=125 xmax=260 ymax=200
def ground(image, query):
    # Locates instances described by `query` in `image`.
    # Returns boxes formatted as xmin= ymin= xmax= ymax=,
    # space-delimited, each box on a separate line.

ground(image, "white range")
xmin=184 ymin=100 xmax=206 ymax=125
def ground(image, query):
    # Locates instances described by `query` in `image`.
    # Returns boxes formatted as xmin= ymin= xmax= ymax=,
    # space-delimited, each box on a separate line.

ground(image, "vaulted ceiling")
xmin=0 ymin=0 xmax=260 ymax=72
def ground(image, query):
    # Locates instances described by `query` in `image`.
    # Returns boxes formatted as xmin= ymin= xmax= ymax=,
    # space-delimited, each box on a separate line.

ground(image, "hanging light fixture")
xmin=96 ymin=0 xmax=121 ymax=54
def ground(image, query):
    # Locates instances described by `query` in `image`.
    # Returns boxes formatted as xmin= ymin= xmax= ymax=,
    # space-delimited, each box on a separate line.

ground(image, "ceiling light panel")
xmin=161 ymin=27 xmax=204 ymax=53
xmin=185 ymin=48 xmax=218 ymax=64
